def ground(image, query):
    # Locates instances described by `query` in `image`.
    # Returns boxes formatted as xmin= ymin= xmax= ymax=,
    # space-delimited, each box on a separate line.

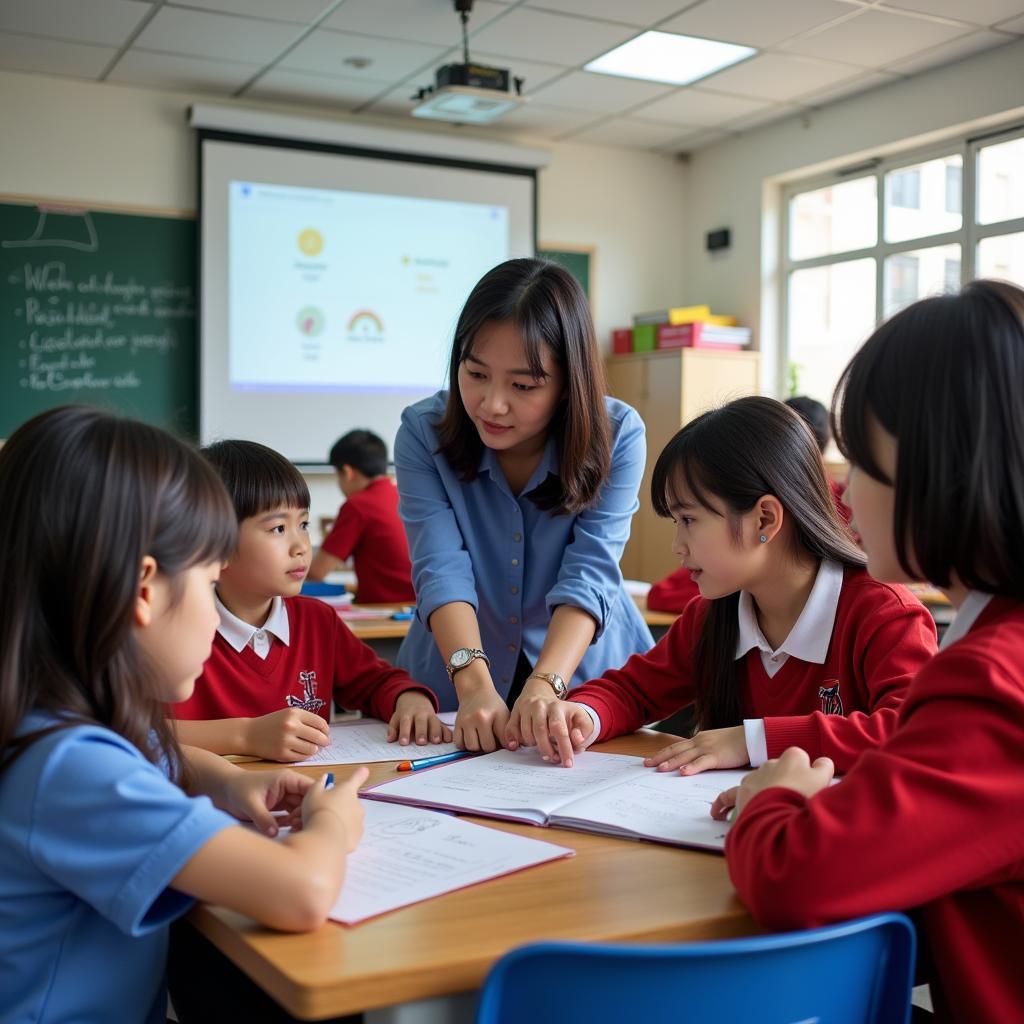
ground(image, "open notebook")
xmin=365 ymin=747 xmax=746 ymax=852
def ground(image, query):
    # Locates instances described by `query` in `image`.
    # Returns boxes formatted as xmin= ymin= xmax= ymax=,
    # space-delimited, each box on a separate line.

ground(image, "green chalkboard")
xmin=0 ymin=199 xmax=197 ymax=439
xmin=538 ymin=245 xmax=593 ymax=306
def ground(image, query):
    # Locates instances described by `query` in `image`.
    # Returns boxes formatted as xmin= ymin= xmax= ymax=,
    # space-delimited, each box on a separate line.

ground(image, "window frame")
xmin=779 ymin=122 xmax=1024 ymax=397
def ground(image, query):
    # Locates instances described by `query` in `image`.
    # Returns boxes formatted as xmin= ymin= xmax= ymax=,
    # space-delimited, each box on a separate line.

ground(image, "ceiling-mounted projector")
xmin=411 ymin=0 xmax=527 ymax=125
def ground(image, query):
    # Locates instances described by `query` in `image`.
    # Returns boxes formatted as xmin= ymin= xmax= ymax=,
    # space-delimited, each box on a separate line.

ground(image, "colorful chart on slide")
xmin=227 ymin=181 xmax=508 ymax=393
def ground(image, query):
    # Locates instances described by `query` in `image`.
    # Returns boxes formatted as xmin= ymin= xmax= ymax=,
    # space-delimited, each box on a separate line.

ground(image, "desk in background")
xmin=190 ymin=730 xmax=754 ymax=1022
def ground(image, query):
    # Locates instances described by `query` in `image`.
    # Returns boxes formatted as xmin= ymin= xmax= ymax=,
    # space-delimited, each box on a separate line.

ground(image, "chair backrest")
xmin=476 ymin=912 xmax=915 ymax=1024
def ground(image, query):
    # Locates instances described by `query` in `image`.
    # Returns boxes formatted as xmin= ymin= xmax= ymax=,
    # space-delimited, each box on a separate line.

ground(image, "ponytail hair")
xmin=0 ymin=406 xmax=237 ymax=778
xmin=651 ymin=396 xmax=864 ymax=729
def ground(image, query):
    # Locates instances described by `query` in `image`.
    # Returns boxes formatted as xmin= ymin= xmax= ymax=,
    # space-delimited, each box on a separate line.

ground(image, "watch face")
xmin=450 ymin=649 xmax=471 ymax=668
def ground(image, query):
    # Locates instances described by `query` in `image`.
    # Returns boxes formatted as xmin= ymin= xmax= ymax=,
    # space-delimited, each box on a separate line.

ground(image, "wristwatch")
xmin=527 ymin=671 xmax=568 ymax=699
xmin=445 ymin=647 xmax=490 ymax=680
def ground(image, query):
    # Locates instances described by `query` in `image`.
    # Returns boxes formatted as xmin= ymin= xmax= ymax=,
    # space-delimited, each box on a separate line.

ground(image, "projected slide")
xmin=227 ymin=181 xmax=508 ymax=393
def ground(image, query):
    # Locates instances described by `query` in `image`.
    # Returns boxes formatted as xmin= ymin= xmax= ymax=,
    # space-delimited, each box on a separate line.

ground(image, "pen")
xmin=396 ymin=750 xmax=475 ymax=772
xmin=324 ymin=772 xmax=334 ymax=789
xmin=727 ymin=806 xmax=737 ymax=824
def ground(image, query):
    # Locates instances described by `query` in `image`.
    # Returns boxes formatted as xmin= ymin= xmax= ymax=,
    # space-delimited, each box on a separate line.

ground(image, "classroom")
xmin=2 ymin=2 xmax=1023 ymax=1023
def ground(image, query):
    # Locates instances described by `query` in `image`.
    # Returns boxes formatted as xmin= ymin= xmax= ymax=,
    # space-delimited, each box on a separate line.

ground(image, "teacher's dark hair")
xmin=833 ymin=278 xmax=1024 ymax=597
xmin=435 ymin=258 xmax=611 ymax=515
xmin=651 ymin=396 xmax=864 ymax=730
xmin=0 ymin=406 xmax=237 ymax=779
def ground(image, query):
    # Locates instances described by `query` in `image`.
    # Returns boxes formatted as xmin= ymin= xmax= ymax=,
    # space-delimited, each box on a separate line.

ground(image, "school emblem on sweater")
xmin=818 ymin=679 xmax=843 ymax=716
xmin=286 ymin=670 xmax=326 ymax=713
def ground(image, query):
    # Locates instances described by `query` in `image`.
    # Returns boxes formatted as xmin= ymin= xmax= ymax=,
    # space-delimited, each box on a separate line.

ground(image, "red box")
xmin=611 ymin=328 xmax=633 ymax=354
xmin=656 ymin=322 xmax=744 ymax=350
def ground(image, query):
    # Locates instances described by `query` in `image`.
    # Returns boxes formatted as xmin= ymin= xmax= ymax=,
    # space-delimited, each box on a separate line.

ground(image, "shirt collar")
xmin=215 ymin=592 xmax=290 ymax=652
xmin=479 ymin=435 xmax=559 ymax=497
xmin=735 ymin=558 xmax=844 ymax=664
xmin=939 ymin=590 xmax=993 ymax=650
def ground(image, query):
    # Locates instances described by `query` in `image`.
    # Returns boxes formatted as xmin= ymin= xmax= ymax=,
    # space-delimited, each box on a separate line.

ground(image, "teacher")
xmin=394 ymin=258 xmax=653 ymax=751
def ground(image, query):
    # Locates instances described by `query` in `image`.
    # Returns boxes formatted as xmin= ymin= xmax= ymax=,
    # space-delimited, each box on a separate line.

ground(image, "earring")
xmin=759 ymin=535 xmax=768 ymax=543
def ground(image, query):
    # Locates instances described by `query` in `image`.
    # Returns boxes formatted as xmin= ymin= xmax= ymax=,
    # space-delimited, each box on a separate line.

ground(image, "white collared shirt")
xmin=738 ymin=559 xmax=844 ymax=766
xmin=215 ymin=592 xmax=290 ymax=660
xmin=939 ymin=590 xmax=993 ymax=650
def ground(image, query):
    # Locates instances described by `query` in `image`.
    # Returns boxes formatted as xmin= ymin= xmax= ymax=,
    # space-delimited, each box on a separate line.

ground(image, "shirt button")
xmin=507 ymin=643 xmax=516 ymax=652
xmin=511 ymin=558 xmax=519 ymax=566
xmin=513 ymin=532 xmax=522 ymax=542
xmin=255 ymin=630 xmax=266 ymax=641
xmin=510 ymin=585 xmax=519 ymax=595
xmin=510 ymin=616 xmax=518 ymax=624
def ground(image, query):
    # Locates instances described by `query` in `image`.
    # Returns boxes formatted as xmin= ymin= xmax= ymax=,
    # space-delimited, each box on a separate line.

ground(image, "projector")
xmin=412 ymin=61 xmax=527 ymax=125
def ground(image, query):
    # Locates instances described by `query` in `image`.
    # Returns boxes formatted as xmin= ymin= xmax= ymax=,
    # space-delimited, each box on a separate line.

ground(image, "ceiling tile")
xmin=782 ymin=8 xmax=974 ymax=66
xmin=279 ymin=27 xmax=445 ymax=80
xmin=570 ymin=117 xmax=696 ymax=148
xmin=995 ymin=13 xmax=1024 ymax=31
xmin=472 ymin=52 xmax=569 ymax=92
xmin=660 ymin=0 xmax=854 ymax=49
xmin=698 ymin=51 xmax=864 ymax=101
xmin=635 ymin=86 xmax=775 ymax=125
xmin=523 ymin=0 xmax=699 ymax=26
xmin=323 ymin=0 xmax=508 ymax=46
xmin=245 ymin=67 xmax=394 ymax=108
xmin=802 ymin=67 xmax=901 ymax=104
xmin=467 ymin=7 xmax=635 ymax=65
xmin=879 ymin=0 xmax=1024 ymax=25
xmin=884 ymin=28 xmax=1016 ymax=72
xmin=659 ymin=127 xmax=732 ymax=152
xmin=0 ymin=0 xmax=150 ymax=48
xmin=531 ymin=69 xmax=674 ymax=113
xmin=133 ymin=6 xmax=300 ymax=63
xmin=175 ymin=0 xmax=335 ymax=23
xmin=0 ymin=31 xmax=115 ymax=77
xmin=497 ymin=101 xmax=603 ymax=135
xmin=725 ymin=103 xmax=802 ymax=131
xmin=107 ymin=49 xmax=260 ymax=92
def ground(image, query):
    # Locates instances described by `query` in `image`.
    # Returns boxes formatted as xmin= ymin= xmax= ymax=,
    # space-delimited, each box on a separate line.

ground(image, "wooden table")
xmin=189 ymin=730 xmax=755 ymax=1021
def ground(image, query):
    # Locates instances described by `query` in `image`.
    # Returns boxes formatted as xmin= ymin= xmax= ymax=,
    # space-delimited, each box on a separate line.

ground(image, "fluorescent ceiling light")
xmin=584 ymin=30 xmax=755 ymax=86
xmin=411 ymin=85 xmax=527 ymax=125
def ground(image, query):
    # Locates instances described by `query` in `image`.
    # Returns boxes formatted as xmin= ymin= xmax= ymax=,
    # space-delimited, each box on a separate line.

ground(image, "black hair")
xmin=201 ymin=440 xmax=310 ymax=522
xmin=833 ymin=278 xmax=1024 ymax=596
xmin=435 ymin=257 xmax=611 ymax=516
xmin=785 ymin=395 xmax=831 ymax=453
xmin=328 ymin=429 xmax=388 ymax=478
xmin=0 ymin=406 xmax=237 ymax=779
xmin=652 ymin=396 xmax=864 ymax=730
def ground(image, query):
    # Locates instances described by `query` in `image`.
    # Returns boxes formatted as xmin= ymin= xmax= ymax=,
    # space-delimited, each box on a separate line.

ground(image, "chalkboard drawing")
xmin=2 ymin=207 xmax=99 ymax=253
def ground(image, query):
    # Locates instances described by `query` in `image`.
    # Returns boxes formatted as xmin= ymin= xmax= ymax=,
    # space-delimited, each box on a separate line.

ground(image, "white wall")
xmin=0 ymin=68 xmax=686 ymax=527
xmin=679 ymin=37 xmax=1024 ymax=395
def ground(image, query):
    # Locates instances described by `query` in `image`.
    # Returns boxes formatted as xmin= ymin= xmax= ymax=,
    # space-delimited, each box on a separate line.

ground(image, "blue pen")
xmin=397 ymin=749 xmax=475 ymax=772
xmin=324 ymin=772 xmax=335 ymax=789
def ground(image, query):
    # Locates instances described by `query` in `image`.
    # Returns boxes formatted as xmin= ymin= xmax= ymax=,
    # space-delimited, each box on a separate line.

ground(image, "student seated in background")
xmin=307 ymin=428 xmax=415 ymax=605
xmin=722 ymin=281 xmax=1024 ymax=1024
xmin=170 ymin=440 xmax=450 ymax=761
xmin=648 ymin=394 xmax=855 ymax=615
xmin=506 ymin=396 xmax=937 ymax=772
xmin=0 ymin=407 xmax=366 ymax=1024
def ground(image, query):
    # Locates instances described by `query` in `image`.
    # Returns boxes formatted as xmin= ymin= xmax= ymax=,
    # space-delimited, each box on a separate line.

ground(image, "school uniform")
xmin=171 ymin=594 xmax=437 ymax=724
xmin=0 ymin=713 xmax=234 ymax=1023
xmin=725 ymin=592 xmax=1024 ymax=1023
xmin=321 ymin=477 xmax=415 ymax=605
xmin=829 ymin=479 xmax=854 ymax=526
xmin=570 ymin=561 xmax=937 ymax=771
xmin=646 ymin=567 xmax=701 ymax=613
xmin=394 ymin=390 xmax=653 ymax=710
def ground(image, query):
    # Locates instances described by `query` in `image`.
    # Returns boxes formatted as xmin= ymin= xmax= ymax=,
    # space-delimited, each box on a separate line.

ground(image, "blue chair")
xmin=476 ymin=912 xmax=915 ymax=1024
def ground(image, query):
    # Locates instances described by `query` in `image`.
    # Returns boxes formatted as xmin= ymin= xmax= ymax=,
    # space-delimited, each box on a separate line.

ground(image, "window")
xmin=783 ymin=126 xmax=1024 ymax=405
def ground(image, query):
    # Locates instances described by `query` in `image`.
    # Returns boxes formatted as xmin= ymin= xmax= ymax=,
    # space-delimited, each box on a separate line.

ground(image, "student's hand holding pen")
xmin=244 ymin=707 xmax=331 ymax=762
xmin=506 ymin=684 xmax=594 ymax=768
xmin=644 ymin=726 xmax=750 ymax=776
xmin=302 ymin=767 xmax=368 ymax=853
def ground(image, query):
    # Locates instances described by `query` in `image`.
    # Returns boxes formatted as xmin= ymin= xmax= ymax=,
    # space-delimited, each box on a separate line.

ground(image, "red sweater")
xmin=571 ymin=568 xmax=936 ymax=771
xmin=321 ymin=477 xmax=415 ymax=605
xmin=172 ymin=596 xmax=436 ymax=724
xmin=726 ymin=596 xmax=1024 ymax=1023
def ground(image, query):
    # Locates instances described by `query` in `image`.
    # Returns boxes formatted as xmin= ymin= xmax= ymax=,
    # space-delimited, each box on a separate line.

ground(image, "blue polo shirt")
xmin=0 ymin=713 xmax=234 ymax=1024
xmin=395 ymin=391 xmax=654 ymax=709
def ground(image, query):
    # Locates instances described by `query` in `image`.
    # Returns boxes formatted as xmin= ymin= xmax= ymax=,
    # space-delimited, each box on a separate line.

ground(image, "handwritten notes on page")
xmin=331 ymin=800 xmax=573 ymax=924
xmin=292 ymin=719 xmax=458 ymax=767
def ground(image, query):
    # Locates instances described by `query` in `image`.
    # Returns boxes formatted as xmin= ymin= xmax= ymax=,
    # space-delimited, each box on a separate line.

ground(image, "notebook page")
xmin=292 ymin=719 xmax=458 ymax=766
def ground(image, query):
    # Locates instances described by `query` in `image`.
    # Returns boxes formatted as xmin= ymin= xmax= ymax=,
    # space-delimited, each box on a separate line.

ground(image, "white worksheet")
xmin=330 ymin=799 xmax=573 ymax=924
xmin=292 ymin=719 xmax=458 ymax=766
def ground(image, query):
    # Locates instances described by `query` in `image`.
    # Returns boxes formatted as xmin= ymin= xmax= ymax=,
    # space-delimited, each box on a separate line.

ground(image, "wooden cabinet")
xmin=607 ymin=348 xmax=760 ymax=582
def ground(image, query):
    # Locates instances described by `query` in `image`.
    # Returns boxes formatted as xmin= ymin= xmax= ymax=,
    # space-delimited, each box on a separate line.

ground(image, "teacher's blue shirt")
xmin=395 ymin=390 xmax=653 ymax=709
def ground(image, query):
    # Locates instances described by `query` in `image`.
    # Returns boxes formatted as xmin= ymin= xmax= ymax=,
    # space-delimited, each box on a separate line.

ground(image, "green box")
xmin=632 ymin=324 xmax=656 ymax=352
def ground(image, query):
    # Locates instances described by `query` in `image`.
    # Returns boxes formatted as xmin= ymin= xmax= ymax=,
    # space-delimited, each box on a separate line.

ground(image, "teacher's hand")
xmin=454 ymin=685 xmax=510 ymax=753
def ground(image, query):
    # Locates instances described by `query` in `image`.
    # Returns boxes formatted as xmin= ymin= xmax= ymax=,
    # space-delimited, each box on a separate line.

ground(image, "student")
xmin=507 ymin=396 xmax=936 ymax=770
xmin=0 ymin=406 xmax=367 ymax=1023
xmin=721 ymin=281 xmax=1024 ymax=1024
xmin=170 ymin=440 xmax=449 ymax=761
xmin=307 ymin=428 xmax=416 ymax=605
xmin=394 ymin=257 xmax=653 ymax=751
xmin=646 ymin=394 xmax=853 ymax=615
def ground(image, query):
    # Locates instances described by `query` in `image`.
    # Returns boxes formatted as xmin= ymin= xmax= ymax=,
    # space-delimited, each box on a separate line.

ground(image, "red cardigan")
xmin=726 ymin=596 xmax=1024 ymax=1023
xmin=572 ymin=568 xmax=936 ymax=771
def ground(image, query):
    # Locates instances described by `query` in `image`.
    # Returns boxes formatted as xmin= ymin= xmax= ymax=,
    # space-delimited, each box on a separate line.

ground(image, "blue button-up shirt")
xmin=395 ymin=390 xmax=654 ymax=709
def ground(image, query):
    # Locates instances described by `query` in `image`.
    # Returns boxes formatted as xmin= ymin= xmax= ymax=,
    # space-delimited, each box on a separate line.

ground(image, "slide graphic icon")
xmin=296 ymin=306 xmax=325 ymax=337
xmin=297 ymin=228 xmax=323 ymax=256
